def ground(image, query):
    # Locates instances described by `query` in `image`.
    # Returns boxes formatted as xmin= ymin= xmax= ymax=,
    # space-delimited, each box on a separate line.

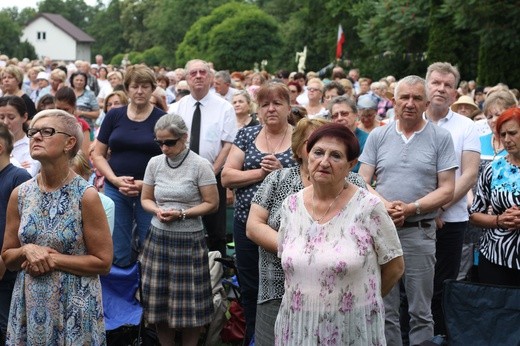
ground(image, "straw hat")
xmin=451 ymin=95 xmax=479 ymax=113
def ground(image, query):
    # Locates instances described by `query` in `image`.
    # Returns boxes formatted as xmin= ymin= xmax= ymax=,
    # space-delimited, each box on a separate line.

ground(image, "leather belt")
xmin=400 ymin=219 xmax=433 ymax=228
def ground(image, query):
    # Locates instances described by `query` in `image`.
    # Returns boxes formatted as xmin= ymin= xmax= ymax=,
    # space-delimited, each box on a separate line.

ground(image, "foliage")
xmin=145 ymin=0 xmax=228 ymax=68
xmin=440 ymin=0 xmax=520 ymax=86
xmin=119 ymin=0 xmax=155 ymax=52
xmin=0 ymin=11 xmax=36 ymax=59
xmin=87 ymin=0 xmax=128 ymax=61
xmin=1 ymin=0 xmax=517 ymax=87
xmin=176 ymin=2 xmax=282 ymax=71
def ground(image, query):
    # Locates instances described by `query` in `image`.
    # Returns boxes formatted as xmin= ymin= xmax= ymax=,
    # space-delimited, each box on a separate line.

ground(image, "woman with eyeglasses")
xmin=305 ymin=78 xmax=328 ymax=119
xmin=92 ymin=65 xmax=166 ymax=267
xmin=2 ymin=109 xmax=113 ymax=345
xmin=139 ymin=113 xmax=218 ymax=346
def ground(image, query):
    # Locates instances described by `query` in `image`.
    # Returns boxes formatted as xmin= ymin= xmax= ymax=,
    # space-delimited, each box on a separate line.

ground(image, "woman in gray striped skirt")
xmin=140 ymin=113 xmax=218 ymax=346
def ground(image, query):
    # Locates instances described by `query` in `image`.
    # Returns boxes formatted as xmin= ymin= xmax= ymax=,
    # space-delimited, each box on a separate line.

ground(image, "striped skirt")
xmin=140 ymin=226 xmax=214 ymax=327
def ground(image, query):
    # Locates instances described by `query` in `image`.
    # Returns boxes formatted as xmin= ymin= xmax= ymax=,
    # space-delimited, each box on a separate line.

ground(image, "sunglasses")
xmin=154 ymin=138 xmax=180 ymax=147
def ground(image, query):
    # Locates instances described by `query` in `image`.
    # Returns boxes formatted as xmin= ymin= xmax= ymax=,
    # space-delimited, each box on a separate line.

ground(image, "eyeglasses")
xmin=307 ymin=87 xmax=322 ymax=93
xmin=188 ymin=69 xmax=208 ymax=78
xmin=289 ymin=89 xmax=298 ymax=94
xmin=154 ymin=138 xmax=180 ymax=147
xmin=27 ymin=127 xmax=71 ymax=138
xmin=331 ymin=111 xmax=351 ymax=119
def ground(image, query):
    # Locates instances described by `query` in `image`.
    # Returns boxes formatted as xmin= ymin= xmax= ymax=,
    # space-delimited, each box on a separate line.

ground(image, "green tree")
xmin=426 ymin=0 xmax=479 ymax=81
xmin=119 ymin=0 xmax=155 ymax=52
xmin=0 ymin=11 xmax=23 ymax=57
xmin=441 ymin=0 xmax=520 ymax=87
xmin=176 ymin=2 xmax=282 ymax=71
xmin=145 ymin=0 xmax=228 ymax=68
xmin=353 ymin=0 xmax=430 ymax=79
xmin=87 ymin=0 xmax=128 ymax=61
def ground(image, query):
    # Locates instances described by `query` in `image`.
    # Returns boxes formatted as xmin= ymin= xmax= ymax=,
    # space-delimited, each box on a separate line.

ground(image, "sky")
xmin=0 ymin=0 xmax=102 ymax=10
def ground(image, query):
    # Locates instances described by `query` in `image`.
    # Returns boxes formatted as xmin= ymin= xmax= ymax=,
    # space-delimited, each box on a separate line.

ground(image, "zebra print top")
xmin=470 ymin=156 xmax=520 ymax=270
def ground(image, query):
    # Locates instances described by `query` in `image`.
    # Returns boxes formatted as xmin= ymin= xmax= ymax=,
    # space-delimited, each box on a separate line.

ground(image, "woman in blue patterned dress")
xmin=1 ymin=109 xmax=113 ymax=345
xmin=470 ymin=107 xmax=520 ymax=286
xmin=222 ymin=83 xmax=297 ymax=343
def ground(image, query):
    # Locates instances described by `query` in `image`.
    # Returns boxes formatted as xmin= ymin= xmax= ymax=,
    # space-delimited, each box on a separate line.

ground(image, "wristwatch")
xmin=179 ymin=209 xmax=187 ymax=220
xmin=414 ymin=201 xmax=421 ymax=215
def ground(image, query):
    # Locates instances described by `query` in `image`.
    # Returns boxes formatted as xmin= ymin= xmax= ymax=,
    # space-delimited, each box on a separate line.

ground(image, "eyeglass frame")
xmin=27 ymin=127 xmax=72 ymax=138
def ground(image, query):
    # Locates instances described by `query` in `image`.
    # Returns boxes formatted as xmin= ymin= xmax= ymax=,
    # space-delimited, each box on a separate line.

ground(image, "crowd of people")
xmin=0 ymin=52 xmax=518 ymax=345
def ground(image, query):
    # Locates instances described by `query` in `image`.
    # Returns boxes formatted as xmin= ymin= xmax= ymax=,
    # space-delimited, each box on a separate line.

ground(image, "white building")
xmin=22 ymin=13 xmax=95 ymax=62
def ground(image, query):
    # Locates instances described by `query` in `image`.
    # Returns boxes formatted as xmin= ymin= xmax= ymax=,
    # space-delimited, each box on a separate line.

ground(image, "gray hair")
xmin=483 ymin=90 xmax=518 ymax=116
xmin=30 ymin=109 xmax=83 ymax=158
xmin=327 ymin=95 xmax=358 ymax=114
xmin=214 ymin=70 xmax=231 ymax=84
xmin=184 ymin=59 xmax=211 ymax=74
xmin=394 ymin=75 xmax=426 ymax=99
xmin=425 ymin=62 xmax=461 ymax=90
xmin=233 ymin=90 xmax=252 ymax=105
xmin=154 ymin=113 xmax=188 ymax=137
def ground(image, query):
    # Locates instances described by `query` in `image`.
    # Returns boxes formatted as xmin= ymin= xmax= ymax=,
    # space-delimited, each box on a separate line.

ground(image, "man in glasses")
xmin=170 ymin=59 xmax=237 ymax=258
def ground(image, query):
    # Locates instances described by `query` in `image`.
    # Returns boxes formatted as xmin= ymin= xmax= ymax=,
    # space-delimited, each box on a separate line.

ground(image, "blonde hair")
xmin=30 ymin=109 xmax=83 ymax=158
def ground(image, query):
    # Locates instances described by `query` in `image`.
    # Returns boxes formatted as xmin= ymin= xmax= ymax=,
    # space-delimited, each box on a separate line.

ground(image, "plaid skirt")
xmin=140 ymin=226 xmax=214 ymax=327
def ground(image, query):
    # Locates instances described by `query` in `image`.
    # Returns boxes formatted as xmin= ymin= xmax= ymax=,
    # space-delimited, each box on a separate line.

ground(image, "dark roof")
xmin=26 ymin=13 xmax=95 ymax=43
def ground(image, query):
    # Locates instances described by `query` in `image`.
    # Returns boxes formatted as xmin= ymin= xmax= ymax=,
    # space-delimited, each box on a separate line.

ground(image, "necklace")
xmin=40 ymin=169 xmax=71 ymax=192
xmin=312 ymin=186 xmax=345 ymax=223
xmin=165 ymin=149 xmax=190 ymax=169
xmin=264 ymin=125 xmax=289 ymax=154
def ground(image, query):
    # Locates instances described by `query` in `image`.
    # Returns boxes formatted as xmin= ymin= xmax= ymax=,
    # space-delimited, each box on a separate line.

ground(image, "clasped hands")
xmin=385 ymin=201 xmax=410 ymax=228
xmin=260 ymin=154 xmax=282 ymax=175
xmin=22 ymin=244 xmax=58 ymax=277
xmin=498 ymin=206 xmax=520 ymax=231
xmin=115 ymin=176 xmax=142 ymax=197
xmin=156 ymin=208 xmax=180 ymax=223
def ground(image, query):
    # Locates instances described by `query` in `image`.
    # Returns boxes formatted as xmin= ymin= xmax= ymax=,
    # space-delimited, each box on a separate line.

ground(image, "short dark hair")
xmin=306 ymin=122 xmax=360 ymax=161
xmin=69 ymin=71 xmax=88 ymax=89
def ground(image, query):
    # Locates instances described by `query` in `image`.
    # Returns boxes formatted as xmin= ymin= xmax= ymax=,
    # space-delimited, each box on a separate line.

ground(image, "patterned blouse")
xmin=252 ymin=165 xmax=367 ymax=303
xmin=233 ymin=125 xmax=296 ymax=223
xmin=470 ymin=156 xmax=520 ymax=270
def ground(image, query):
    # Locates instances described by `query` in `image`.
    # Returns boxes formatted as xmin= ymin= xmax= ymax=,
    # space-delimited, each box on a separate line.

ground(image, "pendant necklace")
xmin=165 ymin=149 xmax=190 ymax=169
xmin=312 ymin=186 xmax=345 ymax=223
xmin=265 ymin=125 xmax=289 ymax=154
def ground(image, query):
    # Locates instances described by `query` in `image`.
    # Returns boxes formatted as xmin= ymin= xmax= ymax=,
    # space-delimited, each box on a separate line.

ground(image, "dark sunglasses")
xmin=154 ymin=138 xmax=180 ymax=147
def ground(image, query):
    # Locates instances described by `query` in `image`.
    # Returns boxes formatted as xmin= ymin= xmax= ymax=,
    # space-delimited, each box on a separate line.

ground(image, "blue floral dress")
xmin=275 ymin=188 xmax=402 ymax=345
xmin=7 ymin=176 xmax=106 ymax=346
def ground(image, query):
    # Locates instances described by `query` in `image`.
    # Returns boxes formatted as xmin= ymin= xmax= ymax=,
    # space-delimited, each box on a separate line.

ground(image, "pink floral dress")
xmin=275 ymin=188 xmax=402 ymax=345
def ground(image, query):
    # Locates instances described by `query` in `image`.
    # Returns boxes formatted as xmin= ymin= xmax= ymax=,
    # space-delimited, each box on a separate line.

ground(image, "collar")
xmin=188 ymin=92 xmax=211 ymax=107
xmin=424 ymin=108 xmax=454 ymax=125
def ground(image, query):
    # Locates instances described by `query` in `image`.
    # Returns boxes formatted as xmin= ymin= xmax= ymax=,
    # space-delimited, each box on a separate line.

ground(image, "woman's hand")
xmin=499 ymin=206 xmax=520 ymax=230
xmin=22 ymin=244 xmax=58 ymax=276
xmin=156 ymin=209 xmax=179 ymax=223
xmin=260 ymin=154 xmax=282 ymax=174
xmin=114 ymin=176 xmax=141 ymax=197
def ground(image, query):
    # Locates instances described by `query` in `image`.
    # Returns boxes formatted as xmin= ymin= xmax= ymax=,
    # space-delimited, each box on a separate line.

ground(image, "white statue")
xmin=295 ymin=46 xmax=307 ymax=73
